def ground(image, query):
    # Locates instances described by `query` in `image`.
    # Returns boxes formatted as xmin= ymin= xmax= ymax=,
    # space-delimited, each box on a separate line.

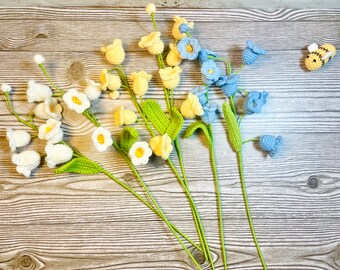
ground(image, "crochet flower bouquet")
xmin=1 ymin=4 xmax=283 ymax=270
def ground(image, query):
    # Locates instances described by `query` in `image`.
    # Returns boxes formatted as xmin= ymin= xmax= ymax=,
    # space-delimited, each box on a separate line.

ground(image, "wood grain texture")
xmin=0 ymin=7 xmax=339 ymax=270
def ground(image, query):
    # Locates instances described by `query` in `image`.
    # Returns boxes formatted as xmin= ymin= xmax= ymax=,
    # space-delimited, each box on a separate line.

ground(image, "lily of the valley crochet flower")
xmin=63 ymin=88 xmax=91 ymax=114
xmin=91 ymin=127 xmax=113 ymax=152
xmin=129 ymin=141 xmax=153 ymax=166
xmin=38 ymin=118 xmax=63 ymax=144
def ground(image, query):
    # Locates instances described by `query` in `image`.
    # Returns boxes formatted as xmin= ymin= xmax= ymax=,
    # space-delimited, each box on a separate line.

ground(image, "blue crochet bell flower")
xmin=179 ymin=23 xmax=190 ymax=34
xmin=242 ymin=40 xmax=267 ymax=65
xmin=201 ymin=102 xmax=219 ymax=124
xmin=215 ymin=74 xmax=239 ymax=97
xmin=243 ymin=91 xmax=268 ymax=115
xmin=198 ymin=49 xmax=218 ymax=63
xmin=177 ymin=37 xmax=201 ymax=60
xmin=259 ymin=135 xmax=283 ymax=157
xmin=201 ymin=60 xmax=221 ymax=85
xmin=191 ymin=86 xmax=208 ymax=106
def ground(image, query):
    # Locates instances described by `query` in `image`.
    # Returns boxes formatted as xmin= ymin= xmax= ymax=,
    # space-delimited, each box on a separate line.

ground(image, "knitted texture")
xmin=142 ymin=99 xmax=170 ymax=135
xmin=201 ymin=60 xmax=221 ymax=83
xmin=166 ymin=107 xmax=184 ymax=140
xmin=101 ymin=39 xmax=125 ymax=65
xmin=242 ymin=40 xmax=267 ymax=65
xmin=305 ymin=43 xmax=337 ymax=71
xmin=55 ymin=158 xmax=103 ymax=174
xmin=179 ymin=23 xmax=190 ymax=34
xmin=201 ymin=102 xmax=218 ymax=124
xmin=114 ymin=106 xmax=137 ymax=126
xmin=180 ymin=92 xmax=204 ymax=118
xmin=222 ymin=102 xmax=242 ymax=153
xmin=243 ymin=91 xmax=268 ymax=115
xmin=198 ymin=49 xmax=218 ymax=63
xmin=183 ymin=121 xmax=213 ymax=149
xmin=130 ymin=71 xmax=152 ymax=97
xmin=138 ymin=32 xmax=164 ymax=55
xmin=159 ymin=66 xmax=182 ymax=89
xmin=120 ymin=127 xmax=139 ymax=154
xmin=216 ymin=74 xmax=239 ymax=97
xmin=166 ymin=43 xmax=182 ymax=66
xmin=177 ymin=37 xmax=201 ymax=60
xmin=149 ymin=134 xmax=173 ymax=160
xmin=172 ymin=16 xmax=194 ymax=40
xmin=259 ymin=135 xmax=283 ymax=158
xmin=191 ymin=86 xmax=208 ymax=106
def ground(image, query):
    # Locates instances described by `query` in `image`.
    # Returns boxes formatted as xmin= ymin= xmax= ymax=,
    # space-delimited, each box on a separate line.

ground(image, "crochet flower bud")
xmin=259 ymin=135 xmax=283 ymax=158
xmin=172 ymin=16 xmax=194 ymax=40
xmin=100 ymin=69 xmax=121 ymax=91
xmin=45 ymin=143 xmax=73 ymax=168
xmin=138 ymin=32 xmax=164 ymax=55
xmin=201 ymin=102 xmax=218 ymax=124
xmin=242 ymin=40 xmax=266 ymax=65
xmin=63 ymin=88 xmax=91 ymax=114
xmin=6 ymin=128 xmax=31 ymax=152
xmin=12 ymin=150 xmax=40 ymax=178
xmin=101 ymin=39 xmax=125 ymax=65
xmin=159 ymin=66 xmax=182 ymax=89
xmin=1 ymin=83 xmax=11 ymax=92
xmin=130 ymin=71 xmax=152 ymax=97
xmin=34 ymin=97 xmax=63 ymax=120
xmin=129 ymin=141 xmax=153 ymax=166
xmin=109 ymin=90 xmax=120 ymax=100
xmin=149 ymin=134 xmax=173 ymax=160
xmin=166 ymin=43 xmax=182 ymax=66
xmin=34 ymin=54 xmax=45 ymax=65
xmin=27 ymin=80 xmax=52 ymax=103
xmin=146 ymin=3 xmax=156 ymax=14
xmin=84 ymin=79 xmax=102 ymax=101
xmin=114 ymin=105 xmax=137 ymax=126
xmin=91 ymin=127 xmax=113 ymax=152
xmin=38 ymin=118 xmax=63 ymax=144
xmin=180 ymin=92 xmax=204 ymax=119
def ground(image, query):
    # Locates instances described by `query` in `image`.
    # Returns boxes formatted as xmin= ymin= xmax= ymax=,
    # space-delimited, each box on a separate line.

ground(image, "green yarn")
xmin=143 ymin=99 xmax=184 ymax=140
xmin=183 ymin=121 xmax=213 ymax=149
xmin=54 ymin=158 xmax=103 ymax=174
xmin=119 ymin=127 xmax=139 ymax=154
xmin=222 ymin=102 xmax=242 ymax=153
xmin=142 ymin=99 xmax=170 ymax=135
xmin=166 ymin=107 xmax=184 ymax=140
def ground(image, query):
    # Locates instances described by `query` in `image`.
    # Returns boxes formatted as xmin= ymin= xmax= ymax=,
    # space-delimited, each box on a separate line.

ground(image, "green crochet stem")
xmin=154 ymin=46 xmax=214 ymax=268
xmin=236 ymin=152 xmax=267 ymax=270
xmin=150 ymin=12 xmax=158 ymax=32
xmin=38 ymin=64 xmax=65 ymax=95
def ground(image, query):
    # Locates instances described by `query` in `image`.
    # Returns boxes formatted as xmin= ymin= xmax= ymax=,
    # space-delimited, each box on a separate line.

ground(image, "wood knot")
xmin=307 ymin=176 xmax=320 ymax=189
xmin=34 ymin=33 xmax=48 ymax=39
xmin=158 ymin=0 xmax=181 ymax=7
xmin=67 ymin=61 xmax=85 ymax=82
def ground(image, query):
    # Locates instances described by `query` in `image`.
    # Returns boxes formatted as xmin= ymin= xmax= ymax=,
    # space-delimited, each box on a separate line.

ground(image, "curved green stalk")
xmin=236 ymin=152 xmax=267 ymax=270
xmin=38 ymin=64 xmax=65 ymax=95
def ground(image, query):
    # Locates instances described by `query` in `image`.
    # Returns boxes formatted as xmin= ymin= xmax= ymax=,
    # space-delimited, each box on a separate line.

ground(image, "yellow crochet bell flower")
xmin=149 ymin=134 xmax=173 ymax=160
xmin=101 ymin=39 xmax=125 ymax=65
xmin=172 ymin=16 xmax=194 ymax=40
xmin=166 ymin=43 xmax=182 ymax=66
xmin=138 ymin=32 xmax=164 ymax=55
xmin=180 ymin=92 xmax=204 ymax=118
xmin=114 ymin=105 xmax=137 ymax=126
xmin=130 ymin=71 xmax=152 ymax=97
xmin=159 ymin=66 xmax=182 ymax=90
xmin=100 ymin=69 xmax=121 ymax=91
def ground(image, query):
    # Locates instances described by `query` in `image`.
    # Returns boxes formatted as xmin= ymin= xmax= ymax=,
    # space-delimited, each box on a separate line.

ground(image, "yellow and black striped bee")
xmin=305 ymin=43 xmax=336 ymax=71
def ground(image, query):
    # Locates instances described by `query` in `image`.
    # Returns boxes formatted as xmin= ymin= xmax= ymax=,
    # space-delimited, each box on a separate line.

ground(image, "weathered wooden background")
xmin=0 ymin=5 xmax=340 ymax=270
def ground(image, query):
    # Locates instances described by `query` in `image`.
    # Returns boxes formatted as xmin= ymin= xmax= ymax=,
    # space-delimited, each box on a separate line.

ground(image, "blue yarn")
xmin=201 ymin=60 xmax=221 ymax=85
xmin=259 ymin=135 xmax=283 ymax=157
xmin=179 ymin=23 xmax=190 ymax=34
xmin=191 ymin=86 xmax=208 ymax=106
xmin=243 ymin=91 xmax=268 ymax=115
xmin=216 ymin=74 xmax=239 ymax=97
xmin=242 ymin=40 xmax=267 ymax=65
xmin=198 ymin=49 xmax=218 ymax=63
xmin=177 ymin=37 xmax=200 ymax=60
xmin=201 ymin=102 xmax=218 ymax=124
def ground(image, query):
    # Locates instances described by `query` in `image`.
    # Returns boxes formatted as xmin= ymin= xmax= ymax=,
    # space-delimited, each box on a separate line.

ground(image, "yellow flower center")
xmin=208 ymin=69 xmax=214 ymax=74
xmin=45 ymin=126 xmax=52 ymax=133
xmin=100 ymin=73 xmax=107 ymax=84
xmin=135 ymin=147 xmax=144 ymax=158
xmin=72 ymin=96 xmax=82 ymax=105
xmin=49 ymin=105 xmax=55 ymax=112
xmin=97 ymin=134 xmax=105 ymax=144
xmin=186 ymin=44 xmax=193 ymax=53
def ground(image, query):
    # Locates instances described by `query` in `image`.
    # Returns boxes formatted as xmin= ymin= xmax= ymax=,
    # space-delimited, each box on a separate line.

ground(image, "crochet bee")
xmin=305 ymin=43 xmax=336 ymax=71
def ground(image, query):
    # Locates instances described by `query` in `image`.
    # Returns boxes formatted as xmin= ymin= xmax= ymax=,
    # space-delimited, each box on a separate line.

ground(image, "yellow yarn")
xmin=101 ymin=39 xmax=125 ymax=65
xmin=305 ymin=43 xmax=336 ymax=71
xmin=172 ymin=16 xmax=194 ymax=40
xmin=130 ymin=71 xmax=152 ymax=97
xmin=159 ymin=66 xmax=182 ymax=89
xmin=149 ymin=134 xmax=173 ymax=160
xmin=138 ymin=32 xmax=164 ymax=55
xmin=166 ymin=43 xmax=182 ymax=66
xmin=114 ymin=105 xmax=137 ymax=126
xmin=109 ymin=90 xmax=120 ymax=100
xmin=180 ymin=92 xmax=204 ymax=118
xmin=100 ymin=69 xmax=121 ymax=91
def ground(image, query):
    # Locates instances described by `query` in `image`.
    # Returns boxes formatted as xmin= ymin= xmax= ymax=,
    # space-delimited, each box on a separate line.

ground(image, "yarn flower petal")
xmin=243 ymin=91 xmax=268 ymax=115
xmin=128 ymin=141 xmax=153 ymax=166
xmin=12 ymin=150 xmax=40 ymax=178
xmin=38 ymin=118 xmax=63 ymax=144
xmin=27 ymin=80 xmax=52 ymax=103
xmin=130 ymin=71 xmax=152 ymax=97
xmin=100 ymin=69 xmax=121 ymax=91
xmin=91 ymin=127 xmax=113 ymax=152
xmin=1 ymin=83 xmax=12 ymax=92
xmin=166 ymin=43 xmax=182 ymax=66
xmin=201 ymin=60 xmax=221 ymax=85
xmin=149 ymin=134 xmax=173 ymax=160
xmin=177 ymin=37 xmax=200 ymax=60
xmin=172 ymin=16 xmax=194 ymax=40
xmin=114 ymin=105 xmax=137 ymax=126
xmin=190 ymin=86 xmax=208 ymax=106
xmin=242 ymin=40 xmax=267 ymax=65
xmin=6 ymin=128 xmax=31 ymax=152
xmin=198 ymin=49 xmax=218 ymax=63
xmin=201 ymin=102 xmax=219 ymax=124
xmin=34 ymin=97 xmax=63 ymax=120
xmin=159 ymin=66 xmax=182 ymax=89
xmin=101 ymin=39 xmax=125 ymax=65
xmin=259 ymin=135 xmax=283 ymax=157
xmin=180 ymin=92 xmax=204 ymax=119
xmin=138 ymin=32 xmax=164 ymax=55
xmin=216 ymin=74 xmax=239 ymax=97
xmin=84 ymin=79 xmax=102 ymax=101
xmin=63 ymin=88 xmax=91 ymax=114
xmin=45 ymin=143 xmax=73 ymax=168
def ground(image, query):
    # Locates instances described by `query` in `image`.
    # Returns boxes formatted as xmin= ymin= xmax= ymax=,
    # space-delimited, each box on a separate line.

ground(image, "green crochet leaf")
xmin=54 ymin=158 xmax=103 ymax=175
xmin=222 ymin=102 xmax=242 ymax=153
xmin=166 ymin=107 xmax=184 ymax=140
xmin=183 ymin=121 xmax=213 ymax=149
xmin=119 ymin=127 xmax=139 ymax=153
xmin=142 ymin=99 xmax=170 ymax=135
